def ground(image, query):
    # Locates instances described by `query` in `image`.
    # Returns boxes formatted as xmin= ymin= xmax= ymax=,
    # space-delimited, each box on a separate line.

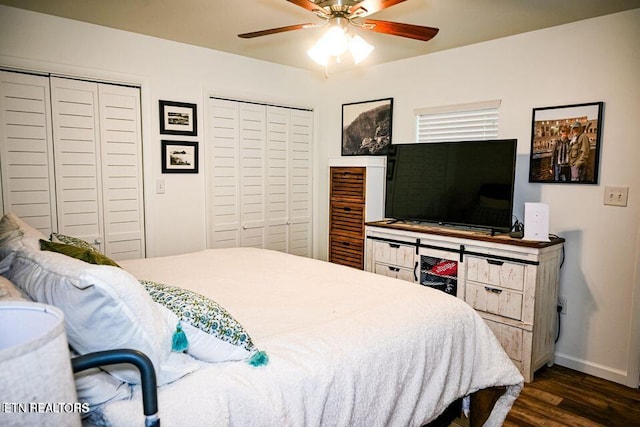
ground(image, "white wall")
xmin=0 ymin=5 xmax=323 ymax=258
xmin=315 ymin=9 xmax=640 ymax=386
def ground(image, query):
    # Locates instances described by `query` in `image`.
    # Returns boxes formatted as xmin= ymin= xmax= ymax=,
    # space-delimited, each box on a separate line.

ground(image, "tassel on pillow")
xmin=248 ymin=350 xmax=269 ymax=367
xmin=172 ymin=322 xmax=188 ymax=352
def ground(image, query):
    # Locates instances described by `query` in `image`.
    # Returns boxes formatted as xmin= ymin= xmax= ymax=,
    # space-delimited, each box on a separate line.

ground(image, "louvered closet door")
xmin=50 ymin=77 xmax=104 ymax=251
xmin=50 ymin=78 xmax=145 ymax=259
xmin=98 ymin=84 xmax=145 ymax=259
xmin=208 ymin=98 xmax=241 ymax=248
xmin=0 ymin=71 xmax=57 ymax=234
xmin=207 ymin=98 xmax=312 ymax=255
xmin=239 ymin=103 xmax=266 ymax=248
xmin=288 ymin=109 xmax=313 ymax=257
xmin=265 ymin=106 xmax=289 ymax=252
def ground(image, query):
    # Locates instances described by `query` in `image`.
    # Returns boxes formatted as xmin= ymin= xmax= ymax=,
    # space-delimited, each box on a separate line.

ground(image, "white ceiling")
xmin=2 ymin=0 xmax=639 ymax=73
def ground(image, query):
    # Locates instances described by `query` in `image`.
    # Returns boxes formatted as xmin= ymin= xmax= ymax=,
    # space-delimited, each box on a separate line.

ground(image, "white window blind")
xmin=415 ymin=100 xmax=500 ymax=143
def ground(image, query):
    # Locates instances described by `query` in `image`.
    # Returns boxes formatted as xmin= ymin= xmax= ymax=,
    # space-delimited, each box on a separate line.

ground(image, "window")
xmin=415 ymin=100 xmax=500 ymax=143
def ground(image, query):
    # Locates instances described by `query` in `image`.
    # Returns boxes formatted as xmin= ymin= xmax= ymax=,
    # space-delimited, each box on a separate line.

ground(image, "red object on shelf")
xmin=431 ymin=260 xmax=457 ymax=276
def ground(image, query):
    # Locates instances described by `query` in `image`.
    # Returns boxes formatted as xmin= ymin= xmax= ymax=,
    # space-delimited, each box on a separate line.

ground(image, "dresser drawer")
xmin=330 ymin=201 xmax=364 ymax=237
xmin=330 ymin=234 xmax=364 ymax=269
xmin=372 ymin=240 xmax=415 ymax=269
xmin=483 ymin=318 xmax=523 ymax=362
xmin=466 ymin=256 xmax=525 ymax=291
xmin=465 ymin=282 xmax=523 ymax=321
xmin=330 ymin=167 xmax=365 ymax=202
xmin=374 ymin=263 xmax=416 ymax=283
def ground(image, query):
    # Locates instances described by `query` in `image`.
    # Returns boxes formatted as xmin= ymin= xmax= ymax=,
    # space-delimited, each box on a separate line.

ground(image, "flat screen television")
xmin=384 ymin=139 xmax=517 ymax=232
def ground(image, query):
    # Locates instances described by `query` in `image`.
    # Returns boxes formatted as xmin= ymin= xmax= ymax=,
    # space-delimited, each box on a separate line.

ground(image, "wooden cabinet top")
xmin=366 ymin=220 xmax=564 ymax=249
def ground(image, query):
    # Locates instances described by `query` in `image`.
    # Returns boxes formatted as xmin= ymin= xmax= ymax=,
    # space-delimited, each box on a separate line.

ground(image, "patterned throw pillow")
xmin=140 ymin=279 xmax=268 ymax=366
xmin=51 ymin=232 xmax=99 ymax=253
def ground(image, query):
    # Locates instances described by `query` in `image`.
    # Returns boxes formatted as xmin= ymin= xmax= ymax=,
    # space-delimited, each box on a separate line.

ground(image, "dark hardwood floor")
xmin=503 ymin=364 xmax=640 ymax=426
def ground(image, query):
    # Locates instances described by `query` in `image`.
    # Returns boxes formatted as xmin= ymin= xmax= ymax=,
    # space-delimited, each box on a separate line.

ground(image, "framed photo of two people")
xmin=529 ymin=101 xmax=603 ymax=184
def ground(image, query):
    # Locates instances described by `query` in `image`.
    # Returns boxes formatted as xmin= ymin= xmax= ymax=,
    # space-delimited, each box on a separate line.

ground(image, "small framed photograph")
xmin=159 ymin=100 xmax=197 ymax=136
xmin=342 ymin=98 xmax=393 ymax=156
xmin=529 ymin=102 xmax=603 ymax=184
xmin=161 ymin=140 xmax=198 ymax=174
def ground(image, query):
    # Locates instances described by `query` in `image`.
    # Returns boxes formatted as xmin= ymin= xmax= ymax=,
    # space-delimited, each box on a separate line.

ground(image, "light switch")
xmin=156 ymin=179 xmax=166 ymax=194
xmin=603 ymin=186 xmax=628 ymax=207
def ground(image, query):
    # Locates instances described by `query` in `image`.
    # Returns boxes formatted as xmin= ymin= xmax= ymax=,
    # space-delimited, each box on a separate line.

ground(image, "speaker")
xmin=523 ymin=202 xmax=550 ymax=242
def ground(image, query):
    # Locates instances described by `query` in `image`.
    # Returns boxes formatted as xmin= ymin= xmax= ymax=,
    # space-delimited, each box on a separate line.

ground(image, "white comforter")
xmin=105 ymin=248 xmax=523 ymax=426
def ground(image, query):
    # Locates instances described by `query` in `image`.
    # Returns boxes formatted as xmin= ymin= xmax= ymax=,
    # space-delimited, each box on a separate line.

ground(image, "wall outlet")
xmin=604 ymin=186 xmax=629 ymax=207
xmin=558 ymin=296 xmax=567 ymax=315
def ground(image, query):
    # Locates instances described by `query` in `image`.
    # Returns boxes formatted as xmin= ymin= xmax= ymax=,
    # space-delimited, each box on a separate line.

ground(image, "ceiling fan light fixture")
xmin=349 ymin=34 xmax=374 ymax=64
xmin=307 ymin=25 xmax=374 ymax=66
xmin=307 ymin=44 xmax=330 ymax=66
xmin=240 ymin=0 xmax=439 ymax=71
xmin=322 ymin=26 xmax=350 ymax=56
xmin=307 ymin=25 xmax=347 ymax=66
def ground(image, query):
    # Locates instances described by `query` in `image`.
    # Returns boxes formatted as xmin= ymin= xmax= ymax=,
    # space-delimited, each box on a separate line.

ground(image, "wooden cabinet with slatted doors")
xmin=329 ymin=167 xmax=367 ymax=268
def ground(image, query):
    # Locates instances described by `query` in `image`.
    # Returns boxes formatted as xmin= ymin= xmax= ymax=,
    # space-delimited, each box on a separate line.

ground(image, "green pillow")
xmin=50 ymin=232 xmax=99 ymax=253
xmin=40 ymin=239 xmax=120 ymax=267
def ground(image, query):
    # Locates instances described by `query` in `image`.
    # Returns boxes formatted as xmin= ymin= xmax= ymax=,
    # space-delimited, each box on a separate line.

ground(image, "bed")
xmin=0 ymin=213 xmax=523 ymax=427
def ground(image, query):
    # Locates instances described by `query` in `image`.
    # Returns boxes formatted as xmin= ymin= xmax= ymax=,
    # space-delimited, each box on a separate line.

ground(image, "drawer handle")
xmin=484 ymin=286 xmax=503 ymax=294
xmin=388 ymin=266 xmax=400 ymax=272
xmin=343 ymin=206 xmax=351 ymax=212
xmin=389 ymin=243 xmax=400 ymax=248
xmin=487 ymin=259 xmax=504 ymax=266
xmin=342 ymin=241 xmax=351 ymax=247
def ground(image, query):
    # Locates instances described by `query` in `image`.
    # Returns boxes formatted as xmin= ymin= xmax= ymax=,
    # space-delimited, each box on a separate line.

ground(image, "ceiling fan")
xmin=238 ymin=0 xmax=439 ymax=66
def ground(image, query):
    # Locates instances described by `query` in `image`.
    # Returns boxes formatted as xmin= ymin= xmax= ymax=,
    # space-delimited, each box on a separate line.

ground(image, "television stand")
xmin=364 ymin=220 xmax=564 ymax=383
xmin=383 ymin=219 xmax=507 ymax=237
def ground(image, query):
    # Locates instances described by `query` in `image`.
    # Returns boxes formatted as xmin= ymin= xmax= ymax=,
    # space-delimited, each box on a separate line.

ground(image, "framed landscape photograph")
xmin=159 ymin=100 xmax=197 ymax=136
xmin=342 ymin=98 xmax=393 ymax=156
xmin=529 ymin=101 xmax=603 ymax=184
xmin=161 ymin=140 xmax=198 ymax=174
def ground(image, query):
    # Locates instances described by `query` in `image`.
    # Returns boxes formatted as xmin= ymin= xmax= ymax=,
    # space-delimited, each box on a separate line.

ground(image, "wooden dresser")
xmin=365 ymin=220 xmax=565 ymax=382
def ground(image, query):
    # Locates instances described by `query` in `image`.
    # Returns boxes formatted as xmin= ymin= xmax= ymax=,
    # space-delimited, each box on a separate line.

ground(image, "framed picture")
xmin=529 ymin=101 xmax=603 ymax=184
xmin=161 ymin=140 xmax=198 ymax=174
xmin=342 ymin=97 xmax=393 ymax=156
xmin=159 ymin=100 xmax=197 ymax=136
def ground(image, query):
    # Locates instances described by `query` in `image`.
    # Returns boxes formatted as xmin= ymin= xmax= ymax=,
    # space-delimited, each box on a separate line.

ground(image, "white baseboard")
xmin=554 ymin=352 xmax=637 ymax=387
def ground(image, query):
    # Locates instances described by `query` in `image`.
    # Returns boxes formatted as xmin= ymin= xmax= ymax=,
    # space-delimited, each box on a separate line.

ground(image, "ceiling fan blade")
xmin=238 ymin=23 xmax=313 ymax=39
xmin=350 ymin=0 xmax=407 ymax=17
xmin=287 ymin=0 xmax=324 ymax=13
xmin=362 ymin=19 xmax=439 ymax=41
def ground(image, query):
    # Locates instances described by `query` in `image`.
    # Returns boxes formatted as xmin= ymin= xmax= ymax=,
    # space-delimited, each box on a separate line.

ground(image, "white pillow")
xmin=5 ymin=247 xmax=193 ymax=385
xmin=140 ymin=279 xmax=267 ymax=365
